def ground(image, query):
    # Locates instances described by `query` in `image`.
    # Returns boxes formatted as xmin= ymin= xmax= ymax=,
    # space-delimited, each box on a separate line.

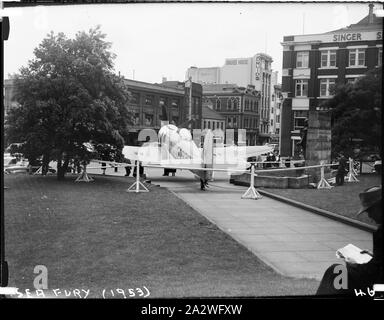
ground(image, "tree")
xmin=321 ymin=67 xmax=382 ymax=159
xmin=5 ymin=26 xmax=132 ymax=179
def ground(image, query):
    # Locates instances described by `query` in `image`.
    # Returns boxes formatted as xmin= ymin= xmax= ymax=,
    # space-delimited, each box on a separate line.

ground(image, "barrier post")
xmin=279 ymin=158 xmax=284 ymax=168
xmin=242 ymin=164 xmax=262 ymax=200
xmin=346 ymin=157 xmax=359 ymax=182
xmin=75 ymin=164 xmax=94 ymax=182
xmin=127 ymin=161 xmax=149 ymax=193
xmin=317 ymin=161 xmax=333 ymax=189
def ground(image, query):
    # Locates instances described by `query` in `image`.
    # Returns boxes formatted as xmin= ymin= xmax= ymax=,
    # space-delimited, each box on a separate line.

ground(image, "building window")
xmin=204 ymin=121 xmax=207 ymax=129
xmin=215 ymin=99 xmax=221 ymax=111
xmin=144 ymin=113 xmax=153 ymax=126
xmin=349 ymin=49 xmax=365 ymax=67
xmin=227 ymin=99 xmax=231 ymax=110
xmin=295 ymin=80 xmax=308 ymax=97
xmin=208 ymin=121 xmax=211 ymax=129
xmin=276 ymin=128 xmax=280 ymax=135
xmin=233 ymin=98 xmax=239 ymax=111
xmin=347 ymin=78 xmax=356 ymax=84
xmin=133 ymin=113 xmax=140 ymax=125
xmin=171 ymin=99 xmax=179 ymax=108
xmin=320 ymin=78 xmax=336 ymax=97
xmin=244 ymin=100 xmax=249 ymax=111
xmin=378 ymin=48 xmax=382 ymax=66
xmin=145 ymin=95 xmax=153 ymax=105
xmin=320 ymin=50 xmax=337 ymax=68
xmin=270 ymin=119 xmax=273 ymax=126
xmin=221 ymin=122 xmax=224 ymax=130
xmin=296 ymin=51 xmax=309 ymax=68
xmin=276 ymin=115 xmax=280 ymax=123
xmin=293 ymin=111 xmax=308 ymax=130
xmin=131 ymin=92 xmax=140 ymax=104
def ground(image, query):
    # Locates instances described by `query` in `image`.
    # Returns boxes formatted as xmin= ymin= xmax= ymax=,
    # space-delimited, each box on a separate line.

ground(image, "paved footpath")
xmin=89 ymin=165 xmax=373 ymax=280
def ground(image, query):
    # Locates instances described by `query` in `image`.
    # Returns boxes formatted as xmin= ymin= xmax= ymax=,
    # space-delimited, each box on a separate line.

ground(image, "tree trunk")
xmin=42 ymin=153 xmax=50 ymax=175
xmin=57 ymin=153 xmax=64 ymax=180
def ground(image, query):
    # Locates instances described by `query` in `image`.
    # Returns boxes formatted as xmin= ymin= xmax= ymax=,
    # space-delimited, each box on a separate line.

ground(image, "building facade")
xmin=201 ymin=104 xmax=226 ymax=132
xmin=126 ymin=79 xmax=203 ymax=145
xmin=280 ymin=4 xmax=382 ymax=157
xmin=202 ymin=84 xmax=260 ymax=145
xmin=186 ymin=52 xmax=273 ymax=144
xmin=186 ymin=66 xmax=221 ymax=85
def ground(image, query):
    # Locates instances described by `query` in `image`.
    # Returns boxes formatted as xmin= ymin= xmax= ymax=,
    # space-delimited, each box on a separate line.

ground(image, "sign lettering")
xmin=333 ymin=33 xmax=362 ymax=42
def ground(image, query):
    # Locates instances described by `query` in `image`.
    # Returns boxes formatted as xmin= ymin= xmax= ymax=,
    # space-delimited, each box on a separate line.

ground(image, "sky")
xmin=2 ymin=1 xmax=380 ymax=84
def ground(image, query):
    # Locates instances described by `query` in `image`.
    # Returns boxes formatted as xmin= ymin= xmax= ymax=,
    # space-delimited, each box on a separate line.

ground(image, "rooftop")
xmin=202 ymin=105 xmax=226 ymax=120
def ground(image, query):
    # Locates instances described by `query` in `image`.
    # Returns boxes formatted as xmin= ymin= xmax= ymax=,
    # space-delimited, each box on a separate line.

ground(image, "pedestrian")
xmin=336 ymin=153 xmax=348 ymax=186
xmin=316 ymin=186 xmax=382 ymax=296
xmin=124 ymin=158 xmax=131 ymax=176
xmin=285 ymin=156 xmax=291 ymax=168
xmin=271 ymin=152 xmax=277 ymax=168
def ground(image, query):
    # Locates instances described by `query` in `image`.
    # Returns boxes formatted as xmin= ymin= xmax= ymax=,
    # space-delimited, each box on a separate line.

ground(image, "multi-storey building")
xmin=186 ymin=52 xmax=273 ymax=144
xmin=202 ymin=84 xmax=260 ymax=145
xmin=186 ymin=66 xmax=221 ymax=85
xmin=280 ymin=3 xmax=382 ymax=157
xmin=125 ymin=79 xmax=202 ymax=145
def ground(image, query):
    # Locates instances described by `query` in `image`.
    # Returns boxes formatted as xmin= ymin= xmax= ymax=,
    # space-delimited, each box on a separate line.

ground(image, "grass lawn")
xmin=262 ymin=173 xmax=381 ymax=226
xmin=4 ymin=174 xmax=319 ymax=298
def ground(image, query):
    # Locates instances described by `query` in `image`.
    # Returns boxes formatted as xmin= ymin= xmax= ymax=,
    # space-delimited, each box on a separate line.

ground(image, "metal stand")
xmin=75 ymin=165 xmax=94 ymax=182
xmin=127 ymin=161 xmax=149 ymax=193
xmin=242 ymin=164 xmax=262 ymax=200
xmin=346 ymin=158 xmax=359 ymax=182
xmin=317 ymin=162 xmax=333 ymax=189
xmin=33 ymin=166 xmax=42 ymax=175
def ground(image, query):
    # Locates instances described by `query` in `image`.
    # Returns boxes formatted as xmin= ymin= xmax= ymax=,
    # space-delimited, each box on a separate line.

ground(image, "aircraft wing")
xmin=122 ymin=145 xmax=141 ymax=161
xmin=91 ymin=159 xmax=129 ymax=167
xmin=243 ymin=145 xmax=275 ymax=158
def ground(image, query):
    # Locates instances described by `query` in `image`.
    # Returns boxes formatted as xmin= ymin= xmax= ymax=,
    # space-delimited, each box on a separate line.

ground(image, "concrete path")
xmin=88 ymin=165 xmax=373 ymax=280
xmin=145 ymin=168 xmax=373 ymax=280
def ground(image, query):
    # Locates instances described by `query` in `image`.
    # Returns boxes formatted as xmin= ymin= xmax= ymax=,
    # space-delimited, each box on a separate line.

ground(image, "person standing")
xmin=336 ymin=153 xmax=348 ymax=186
xmin=124 ymin=158 xmax=131 ymax=176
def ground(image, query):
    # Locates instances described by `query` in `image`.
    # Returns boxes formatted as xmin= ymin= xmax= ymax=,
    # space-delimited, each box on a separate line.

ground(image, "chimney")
xmin=162 ymin=77 xmax=167 ymax=83
xmin=369 ymin=3 xmax=374 ymax=23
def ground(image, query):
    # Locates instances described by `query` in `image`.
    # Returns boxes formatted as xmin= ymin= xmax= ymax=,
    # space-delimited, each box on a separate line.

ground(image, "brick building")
xmin=202 ymin=84 xmax=260 ymax=145
xmin=280 ymin=3 xmax=382 ymax=157
xmin=126 ymin=79 xmax=202 ymax=145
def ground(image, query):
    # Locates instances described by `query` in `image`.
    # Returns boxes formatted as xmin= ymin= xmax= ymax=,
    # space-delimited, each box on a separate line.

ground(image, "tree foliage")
xmin=321 ymin=67 xmax=382 ymax=159
xmin=5 ymin=26 xmax=132 ymax=178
